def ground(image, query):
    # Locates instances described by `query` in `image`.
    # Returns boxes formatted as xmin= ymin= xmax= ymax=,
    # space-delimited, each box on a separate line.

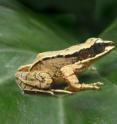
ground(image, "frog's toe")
xmin=93 ymin=82 xmax=104 ymax=86
xmin=92 ymin=82 xmax=104 ymax=90
xmin=93 ymin=85 xmax=101 ymax=90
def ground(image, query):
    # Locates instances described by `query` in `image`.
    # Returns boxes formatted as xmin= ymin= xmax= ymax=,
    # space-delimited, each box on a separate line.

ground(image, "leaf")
xmin=0 ymin=1 xmax=70 ymax=124
xmin=63 ymin=20 xmax=117 ymax=124
xmin=97 ymin=19 xmax=117 ymax=84
xmin=0 ymin=1 xmax=117 ymax=124
xmin=0 ymin=1 xmax=74 ymax=124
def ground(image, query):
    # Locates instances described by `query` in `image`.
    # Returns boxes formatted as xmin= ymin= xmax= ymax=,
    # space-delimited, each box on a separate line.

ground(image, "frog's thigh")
xmin=60 ymin=64 xmax=103 ymax=92
xmin=17 ymin=80 xmax=54 ymax=95
xmin=24 ymin=72 xmax=53 ymax=89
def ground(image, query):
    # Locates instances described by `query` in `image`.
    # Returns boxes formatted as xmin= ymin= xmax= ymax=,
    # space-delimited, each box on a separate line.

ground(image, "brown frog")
xmin=15 ymin=38 xmax=115 ymax=95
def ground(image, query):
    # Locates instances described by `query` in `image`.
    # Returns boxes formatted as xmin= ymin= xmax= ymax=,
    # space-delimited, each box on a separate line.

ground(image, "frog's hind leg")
xmin=17 ymin=78 xmax=72 ymax=95
xmin=16 ymin=71 xmax=54 ymax=95
xmin=16 ymin=79 xmax=54 ymax=95
xmin=24 ymin=88 xmax=55 ymax=95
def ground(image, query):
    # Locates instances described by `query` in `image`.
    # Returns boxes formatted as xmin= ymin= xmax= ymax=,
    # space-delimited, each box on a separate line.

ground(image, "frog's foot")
xmin=24 ymin=88 xmax=55 ymax=95
xmin=24 ymin=88 xmax=73 ymax=95
xmin=89 ymin=82 xmax=104 ymax=90
xmin=93 ymin=82 xmax=104 ymax=87
xmin=51 ymin=89 xmax=73 ymax=95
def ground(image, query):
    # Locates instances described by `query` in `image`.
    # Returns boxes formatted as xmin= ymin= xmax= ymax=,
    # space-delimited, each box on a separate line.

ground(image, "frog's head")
xmin=83 ymin=38 xmax=115 ymax=60
xmin=86 ymin=38 xmax=115 ymax=50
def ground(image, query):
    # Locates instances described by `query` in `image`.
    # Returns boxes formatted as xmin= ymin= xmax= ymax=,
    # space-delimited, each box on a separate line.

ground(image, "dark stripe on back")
xmin=42 ymin=43 xmax=105 ymax=61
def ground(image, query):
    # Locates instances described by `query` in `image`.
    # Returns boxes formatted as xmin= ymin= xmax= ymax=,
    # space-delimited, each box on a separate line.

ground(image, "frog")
xmin=15 ymin=38 xmax=115 ymax=95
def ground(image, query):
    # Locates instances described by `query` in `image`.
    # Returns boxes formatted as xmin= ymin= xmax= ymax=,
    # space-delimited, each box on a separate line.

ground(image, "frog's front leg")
xmin=61 ymin=63 xmax=103 ymax=92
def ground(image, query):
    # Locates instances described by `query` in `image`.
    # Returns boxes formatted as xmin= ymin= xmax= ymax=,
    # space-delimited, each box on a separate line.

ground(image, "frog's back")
xmin=29 ymin=44 xmax=79 ymax=70
xmin=35 ymin=40 xmax=95 ymax=61
xmin=29 ymin=42 xmax=93 ymax=72
xmin=30 ymin=55 xmax=78 ymax=72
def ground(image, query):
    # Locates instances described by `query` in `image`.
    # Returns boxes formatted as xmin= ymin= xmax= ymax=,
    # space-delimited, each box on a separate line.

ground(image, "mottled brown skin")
xmin=15 ymin=38 xmax=115 ymax=95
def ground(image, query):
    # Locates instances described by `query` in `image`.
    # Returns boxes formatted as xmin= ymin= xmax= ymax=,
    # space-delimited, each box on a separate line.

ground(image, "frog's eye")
xmin=86 ymin=38 xmax=96 ymax=43
xmin=86 ymin=38 xmax=103 ymax=44
xmin=95 ymin=38 xmax=103 ymax=43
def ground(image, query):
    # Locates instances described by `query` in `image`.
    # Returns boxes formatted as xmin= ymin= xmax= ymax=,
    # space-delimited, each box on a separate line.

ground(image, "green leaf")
xmin=97 ymin=19 xmax=117 ymax=85
xmin=0 ymin=1 xmax=117 ymax=124
xmin=63 ymin=21 xmax=117 ymax=123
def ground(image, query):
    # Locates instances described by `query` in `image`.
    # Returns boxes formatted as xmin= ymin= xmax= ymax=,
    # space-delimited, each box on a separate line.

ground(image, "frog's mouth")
xmin=103 ymin=41 xmax=115 ymax=51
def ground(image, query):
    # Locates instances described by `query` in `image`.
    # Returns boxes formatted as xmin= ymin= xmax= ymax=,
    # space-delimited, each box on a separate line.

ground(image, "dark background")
xmin=19 ymin=0 xmax=117 ymax=41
